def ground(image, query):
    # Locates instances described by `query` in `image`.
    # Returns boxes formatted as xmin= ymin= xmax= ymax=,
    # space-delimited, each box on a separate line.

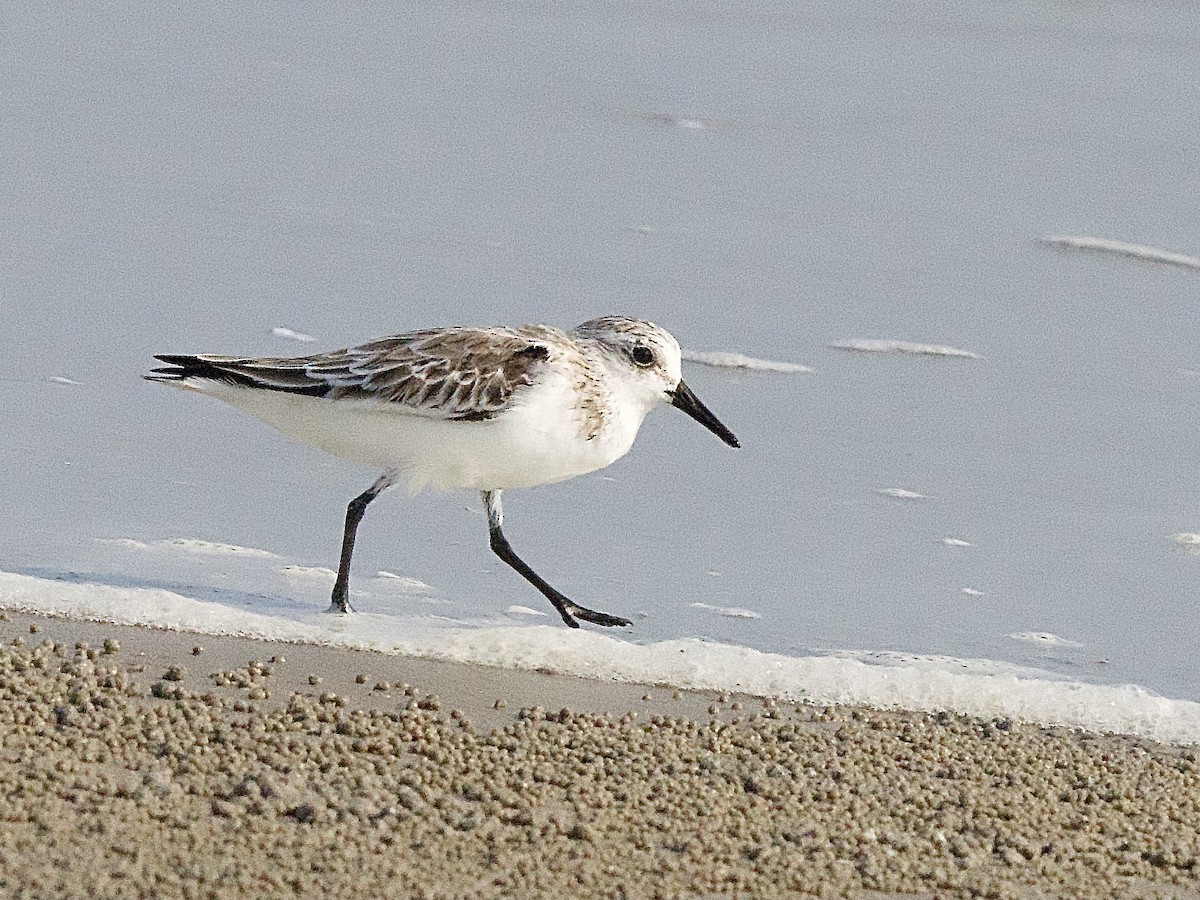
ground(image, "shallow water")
xmin=3 ymin=2 xmax=1200 ymax=718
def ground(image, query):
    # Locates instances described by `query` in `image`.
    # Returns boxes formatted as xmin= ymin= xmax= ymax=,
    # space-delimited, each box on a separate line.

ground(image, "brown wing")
xmin=150 ymin=326 xmax=557 ymax=421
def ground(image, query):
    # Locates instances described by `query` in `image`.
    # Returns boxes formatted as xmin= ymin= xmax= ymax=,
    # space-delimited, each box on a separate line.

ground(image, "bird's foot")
xmin=327 ymin=595 xmax=355 ymax=614
xmin=562 ymin=602 xmax=632 ymax=628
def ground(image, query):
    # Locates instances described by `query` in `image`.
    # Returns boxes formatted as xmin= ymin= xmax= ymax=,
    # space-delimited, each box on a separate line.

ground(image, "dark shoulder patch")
xmin=515 ymin=344 xmax=549 ymax=360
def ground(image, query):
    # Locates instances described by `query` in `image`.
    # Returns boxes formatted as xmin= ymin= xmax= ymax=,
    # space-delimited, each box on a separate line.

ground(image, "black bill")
xmin=668 ymin=380 xmax=740 ymax=448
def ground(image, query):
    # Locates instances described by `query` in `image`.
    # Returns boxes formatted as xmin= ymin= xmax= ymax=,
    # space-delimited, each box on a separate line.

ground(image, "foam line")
xmin=1041 ymin=235 xmax=1200 ymax=269
xmin=3 ymin=569 xmax=1198 ymax=745
xmin=682 ymin=350 xmax=811 ymax=373
xmin=829 ymin=339 xmax=979 ymax=358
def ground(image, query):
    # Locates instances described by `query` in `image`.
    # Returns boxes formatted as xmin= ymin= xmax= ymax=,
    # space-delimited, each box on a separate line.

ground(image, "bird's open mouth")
xmin=668 ymin=380 xmax=740 ymax=448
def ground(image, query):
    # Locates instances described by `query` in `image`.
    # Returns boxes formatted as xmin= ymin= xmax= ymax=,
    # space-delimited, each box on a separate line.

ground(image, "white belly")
xmin=192 ymin=375 xmax=643 ymax=492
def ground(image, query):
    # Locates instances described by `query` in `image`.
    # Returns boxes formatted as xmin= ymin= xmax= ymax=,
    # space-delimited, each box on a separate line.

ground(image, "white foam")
xmin=275 ymin=565 xmax=336 ymax=581
xmin=643 ymin=113 xmax=724 ymax=130
xmin=829 ymin=339 xmax=979 ymax=358
xmin=1041 ymin=235 xmax=1200 ymax=270
xmin=690 ymin=601 xmax=762 ymax=619
xmin=1170 ymin=533 xmax=1200 ymax=555
xmin=1009 ymin=631 xmax=1081 ymax=647
xmin=272 ymin=326 xmax=317 ymax=342
xmin=425 ymin=628 xmax=1200 ymax=745
xmin=961 ymin=587 xmax=985 ymax=597
xmin=941 ymin=537 xmax=972 ymax=547
xmin=0 ymin=569 xmax=327 ymax=643
xmin=3 ymin=568 xmax=1198 ymax=745
xmin=99 ymin=537 xmax=279 ymax=559
xmin=374 ymin=571 xmax=432 ymax=590
xmin=827 ymin=650 xmax=1061 ymax=680
xmin=155 ymin=539 xmax=277 ymax=558
xmin=505 ymin=605 xmax=548 ymax=617
xmin=50 ymin=376 xmax=82 ymax=385
xmin=878 ymin=488 xmax=926 ymax=500
xmin=681 ymin=349 xmax=811 ymax=374
xmin=95 ymin=538 xmax=150 ymax=550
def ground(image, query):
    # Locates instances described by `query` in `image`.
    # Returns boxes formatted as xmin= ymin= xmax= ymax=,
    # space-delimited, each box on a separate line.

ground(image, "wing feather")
xmin=151 ymin=326 xmax=559 ymax=421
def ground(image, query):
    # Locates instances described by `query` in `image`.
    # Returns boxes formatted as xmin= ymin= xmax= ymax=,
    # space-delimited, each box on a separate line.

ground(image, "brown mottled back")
xmin=159 ymin=326 xmax=561 ymax=421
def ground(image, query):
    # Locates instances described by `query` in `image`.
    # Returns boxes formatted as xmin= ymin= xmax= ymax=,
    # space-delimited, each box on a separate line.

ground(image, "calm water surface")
xmin=3 ymin=2 xmax=1199 ymax=698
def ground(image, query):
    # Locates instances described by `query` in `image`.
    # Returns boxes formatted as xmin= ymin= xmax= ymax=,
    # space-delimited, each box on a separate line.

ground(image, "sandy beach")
xmin=0 ymin=610 xmax=1197 ymax=900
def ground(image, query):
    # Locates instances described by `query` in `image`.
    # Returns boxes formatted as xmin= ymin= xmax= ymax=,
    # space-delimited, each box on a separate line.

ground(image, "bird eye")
xmin=630 ymin=345 xmax=655 ymax=367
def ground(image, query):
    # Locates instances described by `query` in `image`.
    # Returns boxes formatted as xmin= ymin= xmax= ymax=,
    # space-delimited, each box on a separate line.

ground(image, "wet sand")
xmin=0 ymin=609 xmax=1197 ymax=899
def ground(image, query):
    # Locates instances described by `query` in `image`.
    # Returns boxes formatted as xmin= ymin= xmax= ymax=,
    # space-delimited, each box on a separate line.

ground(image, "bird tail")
xmin=144 ymin=354 xmax=250 ymax=391
xmin=144 ymin=354 xmax=328 ymax=396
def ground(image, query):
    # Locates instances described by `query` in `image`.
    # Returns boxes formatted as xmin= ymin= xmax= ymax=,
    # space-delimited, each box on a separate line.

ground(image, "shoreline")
xmin=6 ymin=566 xmax=1197 ymax=746
xmin=1 ymin=609 xmax=1198 ymax=899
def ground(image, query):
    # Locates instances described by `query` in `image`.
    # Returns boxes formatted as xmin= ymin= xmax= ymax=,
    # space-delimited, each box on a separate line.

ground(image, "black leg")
xmin=482 ymin=491 xmax=631 ymax=629
xmin=329 ymin=473 xmax=395 ymax=613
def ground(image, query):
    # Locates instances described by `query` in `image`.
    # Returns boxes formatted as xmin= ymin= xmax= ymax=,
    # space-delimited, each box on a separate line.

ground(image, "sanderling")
xmin=146 ymin=316 xmax=740 ymax=628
